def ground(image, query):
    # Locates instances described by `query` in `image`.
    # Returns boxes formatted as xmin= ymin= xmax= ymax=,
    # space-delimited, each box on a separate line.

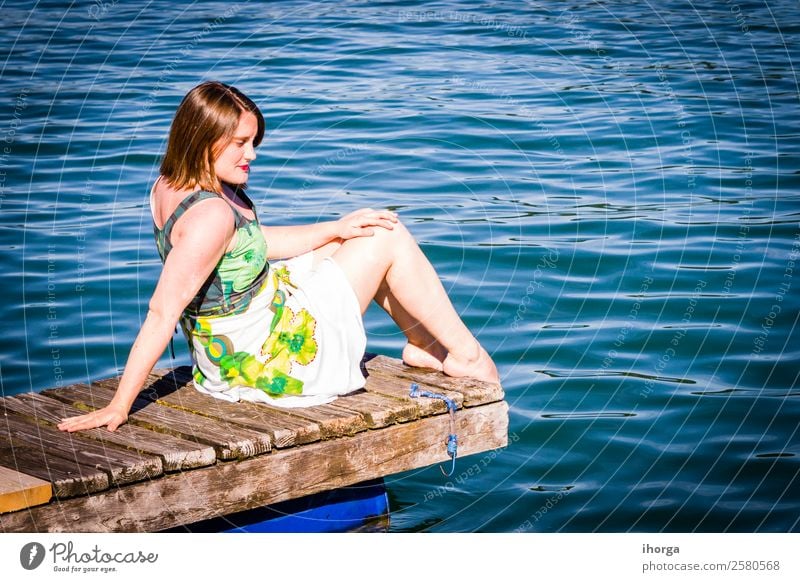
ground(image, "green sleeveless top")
xmin=153 ymin=189 xmax=269 ymax=318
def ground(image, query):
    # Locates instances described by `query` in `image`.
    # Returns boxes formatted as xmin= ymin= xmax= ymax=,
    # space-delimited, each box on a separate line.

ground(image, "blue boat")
xmin=163 ymin=478 xmax=389 ymax=533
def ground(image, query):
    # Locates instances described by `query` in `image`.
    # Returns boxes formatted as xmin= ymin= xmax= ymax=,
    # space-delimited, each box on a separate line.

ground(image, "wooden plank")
xmin=0 ymin=440 xmax=109 ymax=498
xmin=272 ymin=401 xmax=369 ymax=439
xmin=3 ymin=393 xmax=216 ymax=471
xmin=137 ymin=372 xmax=322 ymax=449
xmin=43 ymin=383 xmax=271 ymax=461
xmin=149 ymin=362 xmax=442 ymax=431
xmin=327 ymin=391 xmax=419 ymax=428
xmin=0 ymin=401 xmax=508 ymax=532
xmin=154 ymin=367 xmax=367 ymax=439
xmin=0 ymin=406 xmax=163 ymax=487
xmin=363 ymin=372 xmax=463 ymax=417
xmin=149 ymin=362 xmax=436 ymax=434
xmin=0 ymin=465 xmax=51 ymax=514
xmin=365 ymin=354 xmax=504 ymax=407
xmin=143 ymin=365 xmax=193 ymax=389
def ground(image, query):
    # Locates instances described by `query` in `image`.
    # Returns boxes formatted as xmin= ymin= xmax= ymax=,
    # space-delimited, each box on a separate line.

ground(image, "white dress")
xmin=194 ymin=252 xmax=367 ymax=408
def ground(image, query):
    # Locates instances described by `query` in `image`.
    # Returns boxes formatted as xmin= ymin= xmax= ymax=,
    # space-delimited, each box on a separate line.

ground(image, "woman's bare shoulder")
xmin=152 ymin=177 xmax=227 ymax=226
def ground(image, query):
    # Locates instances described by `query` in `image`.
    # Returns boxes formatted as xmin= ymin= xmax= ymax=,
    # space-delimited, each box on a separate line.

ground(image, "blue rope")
xmin=409 ymin=382 xmax=458 ymax=476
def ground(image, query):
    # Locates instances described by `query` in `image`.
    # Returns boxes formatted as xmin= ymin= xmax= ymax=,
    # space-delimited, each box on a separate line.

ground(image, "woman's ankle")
xmin=442 ymin=344 xmax=500 ymax=384
xmin=445 ymin=340 xmax=481 ymax=365
xmin=442 ymin=348 xmax=500 ymax=384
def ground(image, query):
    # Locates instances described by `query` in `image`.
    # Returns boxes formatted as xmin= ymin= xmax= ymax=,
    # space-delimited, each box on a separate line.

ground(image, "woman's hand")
xmin=58 ymin=404 xmax=129 ymax=433
xmin=336 ymin=208 xmax=399 ymax=240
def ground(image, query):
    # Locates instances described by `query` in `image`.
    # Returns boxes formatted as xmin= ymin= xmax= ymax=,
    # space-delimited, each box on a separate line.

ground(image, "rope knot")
xmin=409 ymin=382 xmax=458 ymax=476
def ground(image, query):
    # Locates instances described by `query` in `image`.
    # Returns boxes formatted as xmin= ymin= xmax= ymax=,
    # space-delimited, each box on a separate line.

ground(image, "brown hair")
xmin=160 ymin=81 xmax=265 ymax=193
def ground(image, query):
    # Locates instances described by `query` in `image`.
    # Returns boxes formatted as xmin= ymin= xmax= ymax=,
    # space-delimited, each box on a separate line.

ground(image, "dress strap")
xmin=236 ymin=187 xmax=260 ymax=225
xmin=161 ymin=190 xmax=221 ymax=237
xmin=154 ymin=190 xmax=234 ymax=259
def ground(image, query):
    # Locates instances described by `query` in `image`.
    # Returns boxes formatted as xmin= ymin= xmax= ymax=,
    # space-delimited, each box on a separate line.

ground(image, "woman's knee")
xmin=371 ymin=217 xmax=414 ymax=249
xmin=339 ymin=217 xmax=414 ymax=263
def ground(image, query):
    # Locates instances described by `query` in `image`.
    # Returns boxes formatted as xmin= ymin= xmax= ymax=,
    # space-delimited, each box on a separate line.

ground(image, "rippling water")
xmin=1 ymin=0 xmax=798 ymax=532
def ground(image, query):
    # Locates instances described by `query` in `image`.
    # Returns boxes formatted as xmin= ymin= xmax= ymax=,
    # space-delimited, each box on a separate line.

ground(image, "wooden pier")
xmin=0 ymin=354 xmax=507 ymax=532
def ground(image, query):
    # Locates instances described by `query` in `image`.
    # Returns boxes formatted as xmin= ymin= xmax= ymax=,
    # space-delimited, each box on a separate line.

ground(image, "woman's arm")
xmin=58 ymin=199 xmax=235 ymax=432
xmin=260 ymin=207 xmax=399 ymax=259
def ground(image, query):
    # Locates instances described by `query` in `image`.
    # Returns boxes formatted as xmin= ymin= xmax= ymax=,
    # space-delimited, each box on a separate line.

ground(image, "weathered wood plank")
xmin=43 ymin=383 xmax=271 ymax=460
xmin=138 ymin=372 xmax=322 ymax=449
xmin=0 ymin=405 xmax=163 ymax=487
xmin=148 ymin=362 xmax=440 ymax=434
xmin=0 ymin=465 xmax=51 ymax=514
xmin=363 ymin=372 xmax=463 ymax=416
xmin=3 ymin=393 xmax=216 ymax=471
xmin=327 ymin=391 xmax=419 ymax=428
xmin=365 ymin=354 xmax=504 ymax=407
xmin=0 ymin=401 xmax=508 ymax=532
xmin=273 ymin=401 xmax=369 ymax=439
xmin=146 ymin=365 xmax=194 ymax=386
xmin=0 ymin=441 xmax=109 ymax=498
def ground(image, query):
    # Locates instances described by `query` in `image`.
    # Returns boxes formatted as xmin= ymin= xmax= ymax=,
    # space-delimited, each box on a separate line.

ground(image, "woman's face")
xmin=213 ymin=111 xmax=258 ymax=186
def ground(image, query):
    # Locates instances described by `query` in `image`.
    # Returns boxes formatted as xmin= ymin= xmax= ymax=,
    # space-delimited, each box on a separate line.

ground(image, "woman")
xmin=59 ymin=81 xmax=499 ymax=433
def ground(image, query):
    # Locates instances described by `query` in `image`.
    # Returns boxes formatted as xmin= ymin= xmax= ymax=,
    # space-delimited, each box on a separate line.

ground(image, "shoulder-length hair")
xmin=160 ymin=81 xmax=265 ymax=193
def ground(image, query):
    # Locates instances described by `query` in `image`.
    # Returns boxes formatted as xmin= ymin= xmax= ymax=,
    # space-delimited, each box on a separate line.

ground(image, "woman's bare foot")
xmin=442 ymin=343 xmax=500 ymax=384
xmin=402 ymin=342 xmax=445 ymax=371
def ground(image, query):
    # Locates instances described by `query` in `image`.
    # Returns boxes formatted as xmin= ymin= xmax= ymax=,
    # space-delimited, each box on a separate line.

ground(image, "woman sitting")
xmin=59 ymin=81 xmax=499 ymax=433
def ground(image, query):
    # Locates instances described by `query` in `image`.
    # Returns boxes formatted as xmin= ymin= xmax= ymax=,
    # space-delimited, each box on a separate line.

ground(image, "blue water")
xmin=1 ymin=0 xmax=798 ymax=532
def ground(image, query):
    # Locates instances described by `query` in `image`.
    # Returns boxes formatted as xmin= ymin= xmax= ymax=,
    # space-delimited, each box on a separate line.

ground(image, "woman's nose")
xmin=245 ymin=143 xmax=256 ymax=161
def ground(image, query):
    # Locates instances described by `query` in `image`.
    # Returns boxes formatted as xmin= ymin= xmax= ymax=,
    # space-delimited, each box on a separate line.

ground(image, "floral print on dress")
xmin=225 ymin=222 xmax=267 ymax=294
xmin=189 ymin=263 xmax=319 ymax=399
xmin=261 ymin=306 xmax=318 ymax=372
xmin=218 ymin=352 xmax=301 ymax=396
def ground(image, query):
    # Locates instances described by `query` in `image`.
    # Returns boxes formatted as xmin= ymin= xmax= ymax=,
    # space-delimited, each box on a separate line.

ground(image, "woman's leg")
xmin=373 ymin=278 xmax=447 ymax=370
xmin=331 ymin=221 xmax=499 ymax=384
xmin=313 ymin=238 xmax=447 ymax=370
xmin=310 ymin=239 xmax=342 ymax=269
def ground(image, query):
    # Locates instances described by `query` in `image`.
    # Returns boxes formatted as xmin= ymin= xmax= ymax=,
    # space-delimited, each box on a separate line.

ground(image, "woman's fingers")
xmin=361 ymin=210 xmax=398 ymax=229
xmin=58 ymin=413 xmax=99 ymax=432
xmin=375 ymin=210 xmax=399 ymax=222
xmin=359 ymin=219 xmax=394 ymax=231
xmin=339 ymin=209 xmax=399 ymax=239
xmin=354 ymin=208 xmax=398 ymax=221
xmin=58 ymin=408 xmax=126 ymax=433
xmin=58 ymin=417 xmax=89 ymax=432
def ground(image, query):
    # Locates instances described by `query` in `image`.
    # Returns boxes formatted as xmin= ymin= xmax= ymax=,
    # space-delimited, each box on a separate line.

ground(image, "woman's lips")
xmin=239 ymin=165 xmax=249 ymax=171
